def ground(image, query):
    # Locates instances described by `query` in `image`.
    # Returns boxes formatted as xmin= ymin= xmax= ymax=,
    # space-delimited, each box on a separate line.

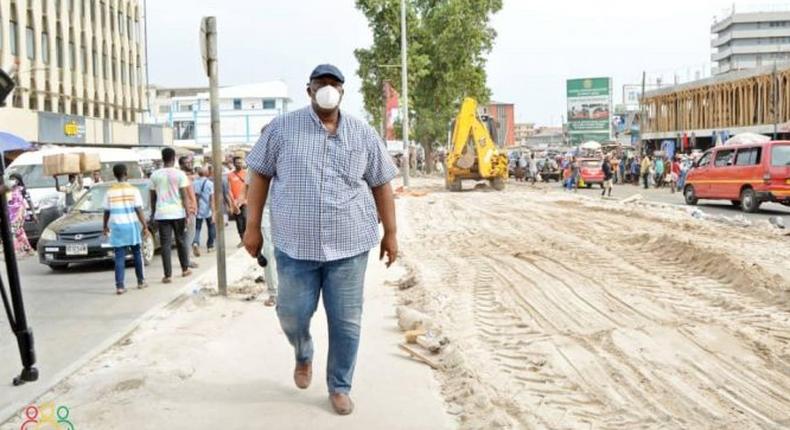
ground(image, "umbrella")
xmin=580 ymin=141 xmax=601 ymax=150
xmin=724 ymin=132 xmax=770 ymax=146
xmin=0 ymin=132 xmax=32 ymax=152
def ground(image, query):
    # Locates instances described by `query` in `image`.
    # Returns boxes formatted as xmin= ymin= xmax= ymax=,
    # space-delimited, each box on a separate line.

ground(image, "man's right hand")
xmin=243 ymin=228 xmax=263 ymax=258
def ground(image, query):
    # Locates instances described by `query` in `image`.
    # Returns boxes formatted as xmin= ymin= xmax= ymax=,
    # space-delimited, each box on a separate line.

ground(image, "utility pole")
xmin=201 ymin=17 xmax=227 ymax=296
xmin=640 ymin=70 xmax=646 ymax=155
xmin=143 ymin=0 xmax=152 ymax=122
xmin=400 ymin=0 xmax=410 ymax=187
xmin=381 ymin=80 xmax=387 ymax=140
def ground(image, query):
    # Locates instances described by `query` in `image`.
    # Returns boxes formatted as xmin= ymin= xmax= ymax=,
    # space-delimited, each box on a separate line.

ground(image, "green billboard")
xmin=567 ymin=77 xmax=611 ymax=145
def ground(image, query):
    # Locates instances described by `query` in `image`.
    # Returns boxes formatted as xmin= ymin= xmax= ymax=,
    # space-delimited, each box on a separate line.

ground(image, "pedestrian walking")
xmin=516 ymin=153 xmax=527 ymax=181
xmin=7 ymin=174 xmax=35 ymax=256
xmin=528 ymin=153 xmax=538 ymax=185
xmin=640 ymin=155 xmax=651 ymax=189
xmin=655 ymin=156 xmax=665 ymax=188
xmin=179 ymin=156 xmax=200 ymax=266
xmin=102 ymin=164 xmax=150 ymax=295
xmin=619 ymin=154 xmax=627 ymax=184
xmin=149 ymin=147 xmax=192 ymax=283
xmin=602 ymin=155 xmax=614 ymax=197
xmin=566 ymin=157 xmax=580 ymax=191
xmin=243 ymin=64 xmax=398 ymax=415
xmin=228 ymin=156 xmax=248 ymax=246
xmin=670 ymin=156 xmax=681 ymax=194
xmin=207 ymin=164 xmax=237 ymax=227
xmin=192 ymin=166 xmax=216 ymax=254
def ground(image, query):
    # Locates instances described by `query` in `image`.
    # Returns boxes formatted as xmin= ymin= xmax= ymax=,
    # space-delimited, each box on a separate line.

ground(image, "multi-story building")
xmin=0 ymin=0 xmax=169 ymax=146
xmin=153 ymin=81 xmax=290 ymax=149
xmin=712 ymin=7 xmax=790 ymax=75
xmin=514 ymin=122 xmax=535 ymax=145
xmin=524 ymin=126 xmax=564 ymax=149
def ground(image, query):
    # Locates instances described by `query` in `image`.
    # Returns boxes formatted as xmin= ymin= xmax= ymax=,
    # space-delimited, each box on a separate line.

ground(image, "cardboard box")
xmin=79 ymin=152 xmax=101 ymax=172
xmin=43 ymin=153 xmax=81 ymax=176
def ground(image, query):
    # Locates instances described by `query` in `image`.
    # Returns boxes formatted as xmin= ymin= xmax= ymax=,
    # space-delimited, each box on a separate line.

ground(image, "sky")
xmin=146 ymin=0 xmax=778 ymax=126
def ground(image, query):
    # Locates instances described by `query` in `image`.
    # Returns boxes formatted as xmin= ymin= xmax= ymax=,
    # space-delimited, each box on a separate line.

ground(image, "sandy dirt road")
xmin=396 ymin=178 xmax=790 ymax=430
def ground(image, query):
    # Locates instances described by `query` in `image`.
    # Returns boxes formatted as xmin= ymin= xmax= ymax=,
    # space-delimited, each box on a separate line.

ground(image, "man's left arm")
xmin=372 ymin=183 xmax=397 ymax=267
xmin=363 ymin=128 xmax=400 ymax=267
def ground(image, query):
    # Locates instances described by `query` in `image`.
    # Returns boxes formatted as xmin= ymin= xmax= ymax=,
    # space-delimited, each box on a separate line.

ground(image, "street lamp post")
xmin=400 ymin=0 xmax=410 ymax=187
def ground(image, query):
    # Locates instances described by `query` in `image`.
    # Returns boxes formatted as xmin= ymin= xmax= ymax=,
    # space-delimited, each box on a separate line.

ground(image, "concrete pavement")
xmin=0 ymin=224 xmax=242 ymax=423
xmin=0 ymin=247 xmax=454 ymax=430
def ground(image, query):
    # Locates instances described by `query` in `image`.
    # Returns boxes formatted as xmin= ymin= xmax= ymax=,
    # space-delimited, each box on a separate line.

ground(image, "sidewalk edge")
xmin=0 ymin=248 xmax=251 ymax=425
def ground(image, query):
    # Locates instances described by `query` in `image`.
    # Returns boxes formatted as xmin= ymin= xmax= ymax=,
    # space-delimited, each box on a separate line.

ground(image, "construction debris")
xmin=398 ymin=343 xmax=440 ymax=369
xmin=404 ymin=328 xmax=427 ymax=344
xmin=621 ymin=194 xmax=644 ymax=203
xmin=396 ymin=306 xmax=434 ymax=331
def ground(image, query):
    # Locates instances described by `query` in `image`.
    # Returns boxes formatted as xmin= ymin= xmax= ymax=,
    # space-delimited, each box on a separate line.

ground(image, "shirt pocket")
xmin=343 ymin=149 xmax=367 ymax=180
xmin=328 ymin=142 xmax=366 ymax=182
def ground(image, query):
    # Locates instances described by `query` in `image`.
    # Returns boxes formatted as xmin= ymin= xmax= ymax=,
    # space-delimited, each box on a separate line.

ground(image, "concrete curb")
xmin=0 ymin=248 xmax=253 ymax=425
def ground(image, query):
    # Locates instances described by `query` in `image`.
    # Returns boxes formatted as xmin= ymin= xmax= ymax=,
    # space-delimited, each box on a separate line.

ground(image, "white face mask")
xmin=315 ymin=85 xmax=341 ymax=110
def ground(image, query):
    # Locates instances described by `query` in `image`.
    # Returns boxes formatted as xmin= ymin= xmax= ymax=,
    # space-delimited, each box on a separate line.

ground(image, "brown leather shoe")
xmin=294 ymin=362 xmax=312 ymax=389
xmin=329 ymin=393 xmax=354 ymax=415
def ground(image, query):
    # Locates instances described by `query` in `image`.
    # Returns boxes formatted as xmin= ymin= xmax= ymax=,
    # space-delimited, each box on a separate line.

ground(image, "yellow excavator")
xmin=445 ymin=97 xmax=509 ymax=192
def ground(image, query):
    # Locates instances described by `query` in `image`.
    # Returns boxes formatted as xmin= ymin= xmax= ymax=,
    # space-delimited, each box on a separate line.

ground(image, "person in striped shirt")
xmin=103 ymin=164 xmax=151 ymax=295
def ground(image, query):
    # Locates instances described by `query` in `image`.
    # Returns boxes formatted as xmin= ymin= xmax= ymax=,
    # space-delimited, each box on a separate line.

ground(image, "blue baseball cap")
xmin=309 ymin=64 xmax=345 ymax=84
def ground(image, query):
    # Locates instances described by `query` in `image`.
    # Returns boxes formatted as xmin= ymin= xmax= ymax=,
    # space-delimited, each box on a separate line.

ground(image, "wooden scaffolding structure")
xmin=642 ymin=65 xmax=790 ymax=135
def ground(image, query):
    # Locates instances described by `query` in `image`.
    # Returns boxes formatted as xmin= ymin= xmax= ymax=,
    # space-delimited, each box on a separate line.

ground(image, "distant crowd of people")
xmin=552 ymin=151 xmax=698 ymax=197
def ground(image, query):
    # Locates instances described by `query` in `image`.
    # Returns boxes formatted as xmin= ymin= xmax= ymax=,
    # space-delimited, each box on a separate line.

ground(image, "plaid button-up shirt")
xmin=246 ymin=106 xmax=398 ymax=262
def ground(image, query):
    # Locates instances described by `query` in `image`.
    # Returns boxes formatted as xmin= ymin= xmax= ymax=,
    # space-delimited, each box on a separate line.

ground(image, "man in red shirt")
xmin=228 ymin=156 xmax=248 ymax=246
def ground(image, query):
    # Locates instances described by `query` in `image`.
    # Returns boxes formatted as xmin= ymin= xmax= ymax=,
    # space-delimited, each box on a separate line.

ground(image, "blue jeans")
xmin=194 ymin=217 xmax=216 ymax=249
xmin=114 ymin=244 xmax=145 ymax=289
xmin=565 ymin=176 xmax=577 ymax=190
xmin=274 ymin=248 xmax=369 ymax=394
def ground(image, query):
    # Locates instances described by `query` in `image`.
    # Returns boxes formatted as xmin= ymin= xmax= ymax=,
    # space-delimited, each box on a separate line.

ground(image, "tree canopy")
xmin=354 ymin=0 xmax=502 ymax=149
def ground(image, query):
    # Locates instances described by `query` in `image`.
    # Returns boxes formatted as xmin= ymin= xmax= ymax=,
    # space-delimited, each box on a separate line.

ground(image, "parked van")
xmin=5 ymin=147 xmax=144 ymax=242
xmin=683 ymin=141 xmax=790 ymax=212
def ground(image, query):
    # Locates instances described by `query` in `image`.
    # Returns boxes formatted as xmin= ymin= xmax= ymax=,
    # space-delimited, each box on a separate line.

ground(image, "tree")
xmin=354 ymin=0 xmax=502 ymax=155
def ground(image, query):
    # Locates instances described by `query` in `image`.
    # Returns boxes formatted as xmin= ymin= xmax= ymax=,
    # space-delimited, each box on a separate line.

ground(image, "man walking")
xmin=103 ymin=164 xmax=149 ymax=295
xmin=640 ymin=155 xmax=652 ymax=189
xmin=670 ymin=156 xmax=681 ymax=194
xmin=619 ymin=154 xmax=627 ymax=184
xmin=654 ymin=156 xmax=665 ymax=188
xmin=244 ymin=64 xmax=398 ymax=415
xmin=150 ymin=148 xmax=192 ymax=283
xmin=566 ymin=157 xmax=579 ymax=191
xmin=528 ymin=153 xmax=538 ymax=185
xmin=179 ymin=156 xmax=199 ymax=264
xmin=192 ymin=166 xmax=216 ymax=254
xmin=602 ymin=155 xmax=614 ymax=197
xmin=228 ymin=156 xmax=248 ymax=246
